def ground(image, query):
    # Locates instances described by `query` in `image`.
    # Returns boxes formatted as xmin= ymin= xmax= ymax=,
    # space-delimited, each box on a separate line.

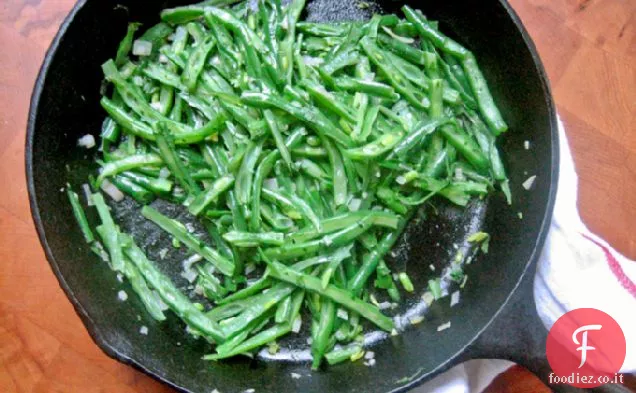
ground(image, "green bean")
xmin=334 ymin=76 xmax=399 ymax=100
xmin=205 ymin=291 xmax=304 ymax=360
xmin=377 ymin=187 xmax=408 ymax=214
xmin=141 ymin=206 xmax=235 ymax=276
xmin=288 ymin=211 xmax=399 ymax=244
xmin=297 ymin=158 xmax=329 ymax=181
xmin=202 ymin=220 xmax=235 ymax=263
xmin=235 ymin=140 xmax=264 ymax=205
xmin=461 ymin=54 xmax=508 ymax=135
xmin=183 ymin=37 xmax=216 ymax=91
xmin=297 ymin=22 xmax=349 ymax=37
xmin=142 ymin=63 xmax=185 ymax=90
xmin=158 ymin=86 xmax=174 ymax=116
xmin=110 ymin=175 xmax=155 ymax=204
xmin=302 ymin=79 xmax=356 ymax=123
xmin=266 ymin=260 xmax=394 ymax=332
xmin=356 ymin=104 xmax=380 ymax=143
xmin=378 ymin=33 xmax=425 ymax=65
xmin=439 ymin=123 xmax=490 ymax=173
xmin=218 ymin=278 xmax=271 ymax=305
xmin=91 ymin=193 xmax=124 ymax=272
xmin=197 ymin=265 xmax=229 ymax=301
xmin=291 ymin=147 xmax=327 ymax=158
xmin=66 ymin=187 xmax=95 ymax=243
xmin=402 ymin=6 xmax=469 ymax=59
xmin=264 ymin=110 xmax=292 ymax=169
xmin=292 ymin=246 xmax=352 ymax=272
xmin=188 ymin=174 xmax=235 ymax=216
xmin=155 ymin=127 xmax=201 ymax=195
xmin=389 ymin=118 xmax=448 ymax=158
xmin=116 ymin=23 xmax=142 ymax=66
xmin=282 ymin=0 xmax=306 ymax=83
xmin=100 ymin=97 xmax=155 ymax=141
xmin=344 ymin=132 xmax=404 ymax=161
xmin=360 ymin=37 xmax=429 ymax=110
xmin=265 ymin=216 xmax=373 ymax=261
xmin=140 ymin=22 xmax=173 ymax=48
xmin=118 ymin=256 xmax=168 ymax=321
xmin=311 ymin=299 xmax=335 ymax=369
xmin=275 ymin=295 xmax=293 ymax=324
xmin=102 ymin=61 xmax=187 ymax=133
xmin=97 ymin=154 xmax=162 ymax=186
xmin=121 ymin=234 xmax=225 ymax=342
xmin=241 ymin=92 xmax=353 ymax=148
xmin=348 ymin=216 xmax=409 ymax=296
xmin=221 ymin=284 xmax=293 ymax=338
xmin=119 ymin=172 xmax=172 ymax=194
xmin=287 ymin=192 xmax=323 ymax=231
xmin=222 ymin=231 xmax=284 ymax=247
xmin=320 ymin=49 xmax=360 ymax=76
xmin=325 ymin=344 xmax=363 ymax=365
xmin=98 ymin=227 xmax=168 ymax=322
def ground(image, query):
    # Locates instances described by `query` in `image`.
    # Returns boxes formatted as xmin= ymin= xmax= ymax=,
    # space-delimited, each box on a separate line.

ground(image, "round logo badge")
xmin=546 ymin=308 xmax=626 ymax=388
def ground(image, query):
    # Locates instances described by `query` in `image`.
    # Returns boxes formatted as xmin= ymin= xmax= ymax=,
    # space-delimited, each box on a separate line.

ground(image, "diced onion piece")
xmin=409 ymin=315 xmax=424 ymax=325
xmin=132 ymin=40 xmax=153 ymax=56
xmin=159 ymin=167 xmax=171 ymax=179
xmin=522 ymin=175 xmax=537 ymax=190
xmin=377 ymin=301 xmax=392 ymax=310
xmin=181 ymin=254 xmax=203 ymax=283
xmin=139 ymin=325 xmax=149 ymax=335
xmin=82 ymin=183 xmax=94 ymax=206
xmin=437 ymin=321 xmax=451 ymax=332
xmin=454 ymin=167 xmax=465 ymax=181
xmin=291 ymin=372 xmax=302 ymax=379
xmin=101 ymin=179 xmax=124 ymax=202
xmin=181 ymin=269 xmax=198 ymax=283
xmin=347 ymin=198 xmax=362 ymax=212
xmin=292 ymin=316 xmax=302 ymax=333
xmin=117 ymin=290 xmax=128 ymax=301
xmin=337 ymin=309 xmax=349 ymax=320
xmin=263 ymin=178 xmax=279 ymax=191
xmin=524 ymin=140 xmax=531 ymax=150
xmin=77 ymin=134 xmax=96 ymax=149
xmin=364 ymin=351 xmax=375 ymax=360
xmin=421 ymin=291 xmax=435 ymax=306
xmin=302 ymin=56 xmax=324 ymax=67
xmin=450 ymin=291 xmax=460 ymax=307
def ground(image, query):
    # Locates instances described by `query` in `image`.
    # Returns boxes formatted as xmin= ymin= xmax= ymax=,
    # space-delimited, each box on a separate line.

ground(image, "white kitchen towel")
xmin=412 ymin=120 xmax=636 ymax=393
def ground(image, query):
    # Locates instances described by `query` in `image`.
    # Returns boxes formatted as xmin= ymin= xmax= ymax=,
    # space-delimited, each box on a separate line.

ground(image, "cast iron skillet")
xmin=27 ymin=0 xmax=563 ymax=392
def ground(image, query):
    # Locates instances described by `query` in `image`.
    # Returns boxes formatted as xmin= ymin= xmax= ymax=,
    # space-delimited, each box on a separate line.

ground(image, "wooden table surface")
xmin=0 ymin=1 xmax=634 ymax=392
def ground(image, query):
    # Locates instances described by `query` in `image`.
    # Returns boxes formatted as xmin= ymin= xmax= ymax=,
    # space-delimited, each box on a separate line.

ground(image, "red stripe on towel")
xmin=583 ymin=233 xmax=636 ymax=299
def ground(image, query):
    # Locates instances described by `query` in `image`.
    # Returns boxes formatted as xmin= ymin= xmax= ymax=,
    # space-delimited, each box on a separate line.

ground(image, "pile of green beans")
xmin=67 ymin=0 xmax=510 ymax=369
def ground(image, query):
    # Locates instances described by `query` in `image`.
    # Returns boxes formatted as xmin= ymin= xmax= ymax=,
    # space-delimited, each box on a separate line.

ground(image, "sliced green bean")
xmin=266 ymin=260 xmax=394 ymax=332
xmin=141 ymin=206 xmax=235 ymax=276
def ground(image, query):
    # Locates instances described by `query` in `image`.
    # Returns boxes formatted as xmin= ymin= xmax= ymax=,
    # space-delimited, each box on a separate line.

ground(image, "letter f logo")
xmin=572 ymin=325 xmax=602 ymax=368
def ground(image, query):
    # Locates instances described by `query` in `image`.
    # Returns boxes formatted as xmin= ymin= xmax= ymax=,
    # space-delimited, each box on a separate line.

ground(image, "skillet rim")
xmin=25 ymin=1 xmax=559 ymax=391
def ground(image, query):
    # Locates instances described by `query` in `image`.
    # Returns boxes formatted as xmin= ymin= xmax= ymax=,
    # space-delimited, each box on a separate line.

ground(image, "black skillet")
xmin=26 ymin=0 xmax=565 ymax=392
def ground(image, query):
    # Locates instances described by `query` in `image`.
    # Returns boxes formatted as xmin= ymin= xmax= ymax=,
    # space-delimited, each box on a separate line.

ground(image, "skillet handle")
xmin=465 ymin=265 xmax=632 ymax=393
